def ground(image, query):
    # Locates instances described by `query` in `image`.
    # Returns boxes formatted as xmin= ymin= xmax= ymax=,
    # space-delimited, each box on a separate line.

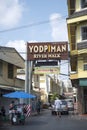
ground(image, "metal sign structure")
xmin=25 ymin=42 xmax=68 ymax=104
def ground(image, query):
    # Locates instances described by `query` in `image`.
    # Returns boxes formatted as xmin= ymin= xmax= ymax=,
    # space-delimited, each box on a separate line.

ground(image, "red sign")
xmin=27 ymin=42 xmax=68 ymax=60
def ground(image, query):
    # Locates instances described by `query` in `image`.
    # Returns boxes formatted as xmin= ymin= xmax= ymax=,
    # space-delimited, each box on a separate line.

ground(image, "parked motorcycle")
xmin=11 ymin=112 xmax=25 ymax=125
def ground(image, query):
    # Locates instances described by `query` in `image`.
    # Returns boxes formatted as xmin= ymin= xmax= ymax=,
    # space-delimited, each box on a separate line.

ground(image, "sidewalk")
xmin=79 ymin=114 xmax=87 ymax=120
xmin=0 ymin=115 xmax=10 ymax=126
xmin=69 ymin=111 xmax=87 ymax=120
xmin=0 ymin=119 xmax=10 ymax=126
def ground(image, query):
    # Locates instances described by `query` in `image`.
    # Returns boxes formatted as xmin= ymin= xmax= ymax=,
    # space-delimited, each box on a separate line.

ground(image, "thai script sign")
xmin=34 ymin=67 xmax=60 ymax=74
xmin=27 ymin=42 xmax=68 ymax=60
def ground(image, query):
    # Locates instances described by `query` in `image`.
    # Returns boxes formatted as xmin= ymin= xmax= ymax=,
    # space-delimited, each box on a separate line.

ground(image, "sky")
xmin=0 ymin=0 xmax=69 ymax=81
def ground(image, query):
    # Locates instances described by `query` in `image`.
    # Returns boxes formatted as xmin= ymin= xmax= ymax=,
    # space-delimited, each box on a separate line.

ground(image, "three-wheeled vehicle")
xmin=10 ymin=104 xmax=26 ymax=125
xmin=3 ymin=91 xmax=36 ymax=125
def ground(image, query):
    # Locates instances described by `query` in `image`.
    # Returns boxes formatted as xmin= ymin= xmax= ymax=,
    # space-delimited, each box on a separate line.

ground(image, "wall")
xmin=77 ymin=87 xmax=84 ymax=114
xmin=78 ymin=57 xmax=87 ymax=78
xmin=0 ymin=61 xmax=24 ymax=89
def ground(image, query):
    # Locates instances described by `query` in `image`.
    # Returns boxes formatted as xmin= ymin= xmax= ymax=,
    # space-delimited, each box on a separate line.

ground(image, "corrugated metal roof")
xmin=0 ymin=46 xmax=25 ymax=68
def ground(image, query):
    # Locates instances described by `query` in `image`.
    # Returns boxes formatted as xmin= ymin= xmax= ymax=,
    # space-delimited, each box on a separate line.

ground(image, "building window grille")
xmin=84 ymin=64 xmax=87 ymax=71
xmin=81 ymin=26 xmax=87 ymax=40
xmin=8 ymin=63 xmax=14 ymax=79
xmin=0 ymin=60 xmax=3 ymax=76
xmin=81 ymin=0 xmax=87 ymax=8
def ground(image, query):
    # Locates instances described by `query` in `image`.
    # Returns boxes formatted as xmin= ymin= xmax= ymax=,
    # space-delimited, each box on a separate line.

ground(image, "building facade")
xmin=67 ymin=0 xmax=87 ymax=114
xmin=0 ymin=46 xmax=25 ymax=112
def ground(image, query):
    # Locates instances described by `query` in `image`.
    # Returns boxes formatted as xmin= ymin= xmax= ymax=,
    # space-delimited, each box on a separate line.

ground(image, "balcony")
xmin=71 ymin=50 xmax=78 ymax=55
xmin=70 ymin=41 xmax=87 ymax=56
xmin=0 ymin=77 xmax=25 ymax=90
xmin=67 ymin=9 xmax=87 ymax=24
xmin=70 ymin=73 xmax=78 ymax=80
xmin=14 ymin=78 xmax=25 ymax=90
xmin=77 ymin=41 xmax=87 ymax=49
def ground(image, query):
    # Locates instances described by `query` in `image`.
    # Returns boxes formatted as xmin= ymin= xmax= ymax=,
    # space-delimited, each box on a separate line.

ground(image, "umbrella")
xmin=3 ymin=91 xmax=36 ymax=99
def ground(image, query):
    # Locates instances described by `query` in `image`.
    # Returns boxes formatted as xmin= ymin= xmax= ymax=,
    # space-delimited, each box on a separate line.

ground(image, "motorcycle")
xmin=10 ymin=110 xmax=25 ymax=125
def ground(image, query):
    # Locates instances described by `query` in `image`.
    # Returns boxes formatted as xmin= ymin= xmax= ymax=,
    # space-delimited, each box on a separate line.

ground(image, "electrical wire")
xmin=0 ymin=13 xmax=72 ymax=78
xmin=0 ymin=15 xmax=67 ymax=33
xmin=0 ymin=15 xmax=86 ymax=84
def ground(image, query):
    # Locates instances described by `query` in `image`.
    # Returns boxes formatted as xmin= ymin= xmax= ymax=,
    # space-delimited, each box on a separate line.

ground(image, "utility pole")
xmin=25 ymin=43 xmax=29 ymax=104
xmin=25 ymin=43 xmax=33 ymax=104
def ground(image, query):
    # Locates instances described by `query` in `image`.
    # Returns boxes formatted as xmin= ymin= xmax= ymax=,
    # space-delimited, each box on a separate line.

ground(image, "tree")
xmin=50 ymin=93 xmax=59 ymax=103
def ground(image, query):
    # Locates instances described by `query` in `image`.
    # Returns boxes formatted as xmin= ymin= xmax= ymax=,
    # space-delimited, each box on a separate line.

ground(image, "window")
xmin=81 ymin=0 xmax=87 ymax=8
xmin=84 ymin=64 xmax=87 ymax=71
xmin=8 ymin=63 xmax=14 ymax=79
xmin=0 ymin=60 xmax=3 ymax=76
xmin=81 ymin=26 xmax=87 ymax=40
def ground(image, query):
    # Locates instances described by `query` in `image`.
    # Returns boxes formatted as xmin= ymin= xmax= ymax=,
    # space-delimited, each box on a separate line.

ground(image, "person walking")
xmin=1 ymin=106 xmax=6 ymax=120
xmin=36 ymin=99 xmax=41 ymax=115
xmin=54 ymin=97 xmax=62 ymax=117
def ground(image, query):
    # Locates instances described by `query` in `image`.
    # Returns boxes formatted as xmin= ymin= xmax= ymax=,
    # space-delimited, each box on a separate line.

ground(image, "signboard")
xmin=35 ymin=61 xmax=58 ymax=66
xmin=34 ymin=67 xmax=60 ymax=74
xmin=27 ymin=42 xmax=68 ymax=60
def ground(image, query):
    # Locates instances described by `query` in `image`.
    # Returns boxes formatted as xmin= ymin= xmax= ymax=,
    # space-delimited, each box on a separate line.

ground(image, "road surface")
xmin=0 ymin=109 xmax=87 ymax=130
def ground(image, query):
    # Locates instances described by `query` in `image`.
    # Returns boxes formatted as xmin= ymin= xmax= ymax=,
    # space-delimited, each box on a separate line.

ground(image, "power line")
xmin=0 ymin=16 xmax=67 ymax=33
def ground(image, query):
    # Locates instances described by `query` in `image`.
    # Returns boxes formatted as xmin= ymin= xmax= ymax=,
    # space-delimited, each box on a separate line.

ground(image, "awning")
xmin=79 ymin=79 xmax=87 ymax=86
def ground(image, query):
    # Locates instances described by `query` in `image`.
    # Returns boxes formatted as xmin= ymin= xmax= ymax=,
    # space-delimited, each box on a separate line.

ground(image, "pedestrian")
xmin=9 ymin=100 xmax=16 ymax=122
xmin=9 ymin=101 xmax=15 ymax=110
xmin=1 ymin=106 xmax=6 ymax=117
xmin=36 ymin=98 xmax=41 ymax=115
xmin=17 ymin=104 xmax=23 ymax=113
xmin=31 ymin=99 xmax=36 ymax=112
xmin=54 ymin=97 xmax=62 ymax=117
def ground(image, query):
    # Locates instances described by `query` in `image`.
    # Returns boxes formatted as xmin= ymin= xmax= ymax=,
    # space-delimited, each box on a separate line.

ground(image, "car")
xmin=65 ymin=99 xmax=74 ymax=111
xmin=61 ymin=100 xmax=69 ymax=114
xmin=51 ymin=100 xmax=69 ymax=115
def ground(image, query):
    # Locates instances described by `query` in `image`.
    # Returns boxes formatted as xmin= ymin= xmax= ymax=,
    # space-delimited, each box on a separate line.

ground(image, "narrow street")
xmin=0 ymin=109 xmax=87 ymax=130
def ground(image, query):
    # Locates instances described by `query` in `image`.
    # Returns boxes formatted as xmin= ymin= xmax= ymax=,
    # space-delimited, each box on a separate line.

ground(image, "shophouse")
xmin=67 ymin=0 xmax=87 ymax=114
xmin=0 ymin=46 xmax=25 ymax=112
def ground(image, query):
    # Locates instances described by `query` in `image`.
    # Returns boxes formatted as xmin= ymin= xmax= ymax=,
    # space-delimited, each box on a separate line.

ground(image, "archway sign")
xmin=25 ymin=42 xmax=68 ymax=104
xmin=27 ymin=42 xmax=68 ymax=61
